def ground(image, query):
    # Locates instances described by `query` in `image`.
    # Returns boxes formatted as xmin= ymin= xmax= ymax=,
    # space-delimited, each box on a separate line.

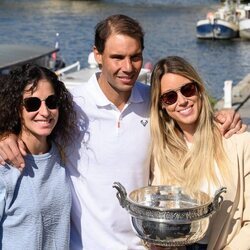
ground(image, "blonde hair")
xmin=150 ymin=56 xmax=230 ymax=192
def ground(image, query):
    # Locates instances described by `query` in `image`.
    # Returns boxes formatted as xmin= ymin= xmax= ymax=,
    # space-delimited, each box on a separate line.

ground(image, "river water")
xmin=0 ymin=0 xmax=250 ymax=99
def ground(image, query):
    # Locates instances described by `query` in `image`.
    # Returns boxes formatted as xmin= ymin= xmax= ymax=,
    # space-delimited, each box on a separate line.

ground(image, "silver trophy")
xmin=113 ymin=182 xmax=226 ymax=247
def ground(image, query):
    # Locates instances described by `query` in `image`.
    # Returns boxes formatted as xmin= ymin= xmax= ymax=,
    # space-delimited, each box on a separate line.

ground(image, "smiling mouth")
xmin=35 ymin=119 xmax=53 ymax=125
xmin=179 ymin=106 xmax=192 ymax=115
xmin=118 ymin=75 xmax=135 ymax=84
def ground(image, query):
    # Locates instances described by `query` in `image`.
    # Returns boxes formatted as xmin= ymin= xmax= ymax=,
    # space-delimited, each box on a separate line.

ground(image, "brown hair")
xmin=94 ymin=14 xmax=144 ymax=54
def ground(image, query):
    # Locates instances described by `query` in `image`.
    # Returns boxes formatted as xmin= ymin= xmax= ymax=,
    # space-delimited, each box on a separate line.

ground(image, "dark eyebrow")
xmin=110 ymin=54 xmax=124 ymax=59
xmin=109 ymin=52 xmax=143 ymax=60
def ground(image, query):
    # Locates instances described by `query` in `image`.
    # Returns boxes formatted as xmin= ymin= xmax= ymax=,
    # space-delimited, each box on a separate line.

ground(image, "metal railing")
xmin=55 ymin=61 xmax=81 ymax=76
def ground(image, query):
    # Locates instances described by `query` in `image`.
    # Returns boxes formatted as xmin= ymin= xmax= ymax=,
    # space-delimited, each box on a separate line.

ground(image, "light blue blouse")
xmin=0 ymin=143 xmax=71 ymax=250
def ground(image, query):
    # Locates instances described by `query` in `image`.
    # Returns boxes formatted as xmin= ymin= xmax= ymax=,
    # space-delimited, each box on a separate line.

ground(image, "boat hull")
xmin=196 ymin=19 xmax=214 ymax=39
xmin=196 ymin=19 xmax=239 ymax=39
xmin=239 ymin=19 xmax=250 ymax=39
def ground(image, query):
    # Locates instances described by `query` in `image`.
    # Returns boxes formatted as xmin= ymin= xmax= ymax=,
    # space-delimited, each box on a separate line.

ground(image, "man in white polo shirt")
xmin=67 ymin=14 xmax=245 ymax=250
xmin=0 ymin=14 xmax=245 ymax=250
xmin=69 ymin=14 xmax=151 ymax=250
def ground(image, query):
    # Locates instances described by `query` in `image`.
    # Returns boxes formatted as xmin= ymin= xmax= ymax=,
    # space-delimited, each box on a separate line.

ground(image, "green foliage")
xmin=209 ymin=95 xmax=217 ymax=108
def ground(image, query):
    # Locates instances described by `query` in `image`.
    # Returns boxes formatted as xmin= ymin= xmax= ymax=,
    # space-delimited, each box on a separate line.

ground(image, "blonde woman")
xmin=150 ymin=56 xmax=250 ymax=250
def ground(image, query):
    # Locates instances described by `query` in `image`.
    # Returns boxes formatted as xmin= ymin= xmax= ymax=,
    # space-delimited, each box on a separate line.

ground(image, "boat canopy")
xmin=0 ymin=44 xmax=59 ymax=72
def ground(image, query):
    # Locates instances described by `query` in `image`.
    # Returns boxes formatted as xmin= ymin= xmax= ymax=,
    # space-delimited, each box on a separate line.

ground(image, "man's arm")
xmin=0 ymin=134 xmax=26 ymax=170
xmin=215 ymin=108 xmax=247 ymax=138
xmin=0 ymin=109 xmax=246 ymax=169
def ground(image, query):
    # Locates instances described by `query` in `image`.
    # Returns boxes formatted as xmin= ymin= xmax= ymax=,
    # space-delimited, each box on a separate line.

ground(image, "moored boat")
xmin=196 ymin=16 xmax=214 ymax=39
xmin=197 ymin=17 xmax=239 ymax=39
xmin=0 ymin=44 xmax=64 ymax=75
xmin=239 ymin=4 xmax=250 ymax=39
xmin=196 ymin=0 xmax=239 ymax=40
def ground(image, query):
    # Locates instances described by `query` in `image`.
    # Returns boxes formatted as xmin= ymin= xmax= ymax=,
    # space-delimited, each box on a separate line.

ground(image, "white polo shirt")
xmin=67 ymin=73 xmax=151 ymax=250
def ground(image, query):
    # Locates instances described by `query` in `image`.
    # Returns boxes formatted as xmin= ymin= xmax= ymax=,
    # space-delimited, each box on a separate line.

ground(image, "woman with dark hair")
xmin=0 ymin=64 xmax=77 ymax=249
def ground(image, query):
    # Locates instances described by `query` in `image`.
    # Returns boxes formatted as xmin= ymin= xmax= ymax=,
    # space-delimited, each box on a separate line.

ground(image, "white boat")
xmin=57 ymin=52 xmax=152 ymax=90
xmin=239 ymin=4 xmax=250 ymax=39
xmin=196 ymin=18 xmax=239 ymax=39
xmin=196 ymin=0 xmax=239 ymax=39
xmin=0 ymin=44 xmax=64 ymax=75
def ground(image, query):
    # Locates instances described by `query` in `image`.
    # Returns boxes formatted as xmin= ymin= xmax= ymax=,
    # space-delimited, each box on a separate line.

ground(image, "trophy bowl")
xmin=113 ymin=182 xmax=226 ymax=247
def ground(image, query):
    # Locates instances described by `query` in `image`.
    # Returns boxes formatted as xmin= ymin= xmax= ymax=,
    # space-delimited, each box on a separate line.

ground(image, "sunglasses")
xmin=160 ymin=82 xmax=197 ymax=105
xmin=22 ymin=95 xmax=59 ymax=112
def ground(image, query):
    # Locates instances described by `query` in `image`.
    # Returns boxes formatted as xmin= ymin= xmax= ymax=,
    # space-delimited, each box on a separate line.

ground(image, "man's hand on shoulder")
xmin=0 ymin=133 xmax=26 ymax=170
xmin=215 ymin=108 xmax=247 ymax=138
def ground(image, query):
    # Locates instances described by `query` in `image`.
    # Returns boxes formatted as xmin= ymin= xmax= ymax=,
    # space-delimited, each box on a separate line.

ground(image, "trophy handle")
xmin=113 ymin=182 xmax=129 ymax=208
xmin=212 ymin=187 xmax=227 ymax=210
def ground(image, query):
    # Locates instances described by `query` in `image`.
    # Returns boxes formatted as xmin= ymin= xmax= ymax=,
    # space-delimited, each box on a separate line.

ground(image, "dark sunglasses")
xmin=160 ymin=82 xmax=197 ymax=105
xmin=22 ymin=95 xmax=59 ymax=112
